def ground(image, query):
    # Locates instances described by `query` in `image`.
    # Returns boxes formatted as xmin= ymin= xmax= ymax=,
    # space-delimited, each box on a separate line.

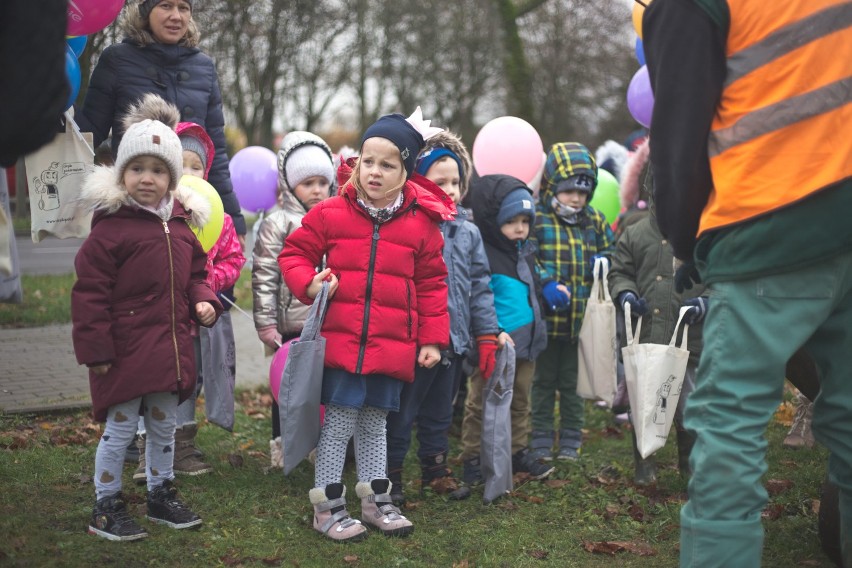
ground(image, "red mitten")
xmin=257 ymin=325 xmax=282 ymax=349
xmin=477 ymin=334 xmax=499 ymax=380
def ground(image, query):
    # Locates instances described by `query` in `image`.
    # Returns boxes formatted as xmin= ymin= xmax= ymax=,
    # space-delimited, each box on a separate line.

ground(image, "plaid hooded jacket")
xmin=533 ymin=142 xmax=615 ymax=340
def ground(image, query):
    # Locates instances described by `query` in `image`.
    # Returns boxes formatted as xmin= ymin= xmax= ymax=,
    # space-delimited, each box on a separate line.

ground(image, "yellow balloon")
xmin=632 ymin=0 xmax=653 ymax=40
xmin=179 ymin=174 xmax=224 ymax=252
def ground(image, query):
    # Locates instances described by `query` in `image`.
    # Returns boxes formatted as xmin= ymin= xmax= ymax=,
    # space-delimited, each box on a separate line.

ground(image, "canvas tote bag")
xmin=278 ymin=281 xmax=330 ymax=475
xmin=481 ymin=342 xmax=516 ymax=504
xmin=577 ymin=256 xmax=618 ymax=405
xmin=622 ymin=303 xmax=691 ymax=459
xmin=24 ymin=111 xmax=94 ymax=242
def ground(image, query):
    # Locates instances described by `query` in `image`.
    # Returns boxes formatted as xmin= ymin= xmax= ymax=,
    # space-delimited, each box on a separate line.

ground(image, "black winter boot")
xmin=631 ymin=429 xmax=657 ymax=486
xmin=676 ymin=428 xmax=695 ymax=477
xmin=147 ymin=479 xmax=202 ymax=529
xmin=449 ymin=455 xmax=482 ymax=500
xmin=420 ymin=452 xmax=459 ymax=495
xmin=388 ymin=466 xmax=405 ymax=507
xmin=88 ymin=493 xmax=148 ymax=541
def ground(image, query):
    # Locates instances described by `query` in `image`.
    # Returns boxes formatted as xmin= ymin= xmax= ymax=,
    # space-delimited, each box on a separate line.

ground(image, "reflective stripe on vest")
xmin=700 ymin=0 xmax=852 ymax=236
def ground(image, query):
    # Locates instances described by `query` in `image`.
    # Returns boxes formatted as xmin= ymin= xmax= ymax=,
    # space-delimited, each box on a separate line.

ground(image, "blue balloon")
xmin=67 ymin=35 xmax=88 ymax=58
xmin=635 ymin=37 xmax=646 ymax=66
xmin=65 ymin=44 xmax=81 ymax=110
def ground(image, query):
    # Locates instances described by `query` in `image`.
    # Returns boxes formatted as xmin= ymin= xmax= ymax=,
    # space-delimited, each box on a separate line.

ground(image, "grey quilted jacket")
xmin=251 ymin=132 xmax=334 ymax=337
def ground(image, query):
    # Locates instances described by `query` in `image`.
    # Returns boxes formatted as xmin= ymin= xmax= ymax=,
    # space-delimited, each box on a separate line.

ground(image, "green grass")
xmin=0 ymin=395 xmax=834 ymax=567
xmin=0 ymin=270 xmax=254 ymax=329
xmin=0 ymin=273 xmax=77 ymax=327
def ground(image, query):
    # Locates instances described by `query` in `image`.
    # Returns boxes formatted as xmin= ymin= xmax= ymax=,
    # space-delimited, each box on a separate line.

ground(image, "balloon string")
xmin=634 ymin=0 xmax=648 ymax=6
xmin=219 ymin=294 xmax=282 ymax=348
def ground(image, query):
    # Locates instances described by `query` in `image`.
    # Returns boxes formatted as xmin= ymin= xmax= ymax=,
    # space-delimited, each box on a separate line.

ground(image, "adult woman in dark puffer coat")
xmin=76 ymin=0 xmax=245 ymax=237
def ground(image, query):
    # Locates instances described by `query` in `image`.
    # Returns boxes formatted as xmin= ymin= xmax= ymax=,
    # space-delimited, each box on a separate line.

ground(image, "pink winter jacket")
xmin=205 ymin=213 xmax=245 ymax=294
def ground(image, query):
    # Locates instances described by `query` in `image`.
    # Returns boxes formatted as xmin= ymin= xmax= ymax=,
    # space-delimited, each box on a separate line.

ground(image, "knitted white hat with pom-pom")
xmin=114 ymin=94 xmax=183 ymax=192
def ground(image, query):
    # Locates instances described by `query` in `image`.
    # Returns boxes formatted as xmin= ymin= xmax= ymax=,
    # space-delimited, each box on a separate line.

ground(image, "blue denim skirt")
xmin=321 ymin=368 xmax=404 ymax=412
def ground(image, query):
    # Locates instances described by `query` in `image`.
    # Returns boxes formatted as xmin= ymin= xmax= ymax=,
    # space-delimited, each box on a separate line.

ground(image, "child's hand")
xmin=89 ymin=363 xmax=111 ymax=375
xmin=195 ymin=301 xmax=216 ymax=326
xmin=417 ymin=344 xmax=441 ymax=369
xmin=497 ymin=331 xmax=514 ymax=348
xmin=306 ymin=267 xmax=339 ymax=299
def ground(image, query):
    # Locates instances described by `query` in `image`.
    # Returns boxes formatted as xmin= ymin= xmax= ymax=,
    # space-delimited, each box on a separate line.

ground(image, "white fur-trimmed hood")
xmin=79 ymin=165 xmax=212 ymax=227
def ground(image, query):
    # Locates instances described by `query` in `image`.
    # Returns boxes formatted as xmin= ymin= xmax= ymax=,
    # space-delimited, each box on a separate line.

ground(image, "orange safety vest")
xmin=700 ymin=0 xmax=852 ymax=237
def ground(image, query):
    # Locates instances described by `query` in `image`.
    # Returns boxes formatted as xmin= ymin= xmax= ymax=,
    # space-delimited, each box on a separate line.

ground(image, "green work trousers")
xmin=530 ymin=339 xmax=584 ymax=432
xmin=681 ymin=251 xmax=852 ymax=567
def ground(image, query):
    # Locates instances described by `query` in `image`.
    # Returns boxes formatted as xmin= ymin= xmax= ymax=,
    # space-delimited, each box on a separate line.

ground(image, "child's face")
xmin=555 ymin=189 xmax=589 ymax=208
xmin=293 ymin=175 xmax=331 ymax=210
xmin=424 ymin=158 xmax=461 ymax=204
xmin=124 ymin=156 xmax=170 ymax=207
xmin=358 ymin=137 xmax=405 ymax=208
xmin=182 ymin=150 xmax=205 ymax=179
xmin=500 ymin=214 xmax=531 ymax=242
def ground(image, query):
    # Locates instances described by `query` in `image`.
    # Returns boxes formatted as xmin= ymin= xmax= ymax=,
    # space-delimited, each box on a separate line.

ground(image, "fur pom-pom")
xmin=121 ymin=94 xmax=180 ymax=134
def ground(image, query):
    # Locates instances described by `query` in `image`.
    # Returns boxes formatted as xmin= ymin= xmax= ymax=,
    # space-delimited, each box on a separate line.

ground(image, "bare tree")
xmin=520 ymin=0 xmax=635 ymax=148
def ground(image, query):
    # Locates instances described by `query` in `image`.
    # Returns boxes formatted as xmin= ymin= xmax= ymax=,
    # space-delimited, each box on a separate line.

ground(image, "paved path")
xmin=0 ymin=307 xmax=270 ymax=415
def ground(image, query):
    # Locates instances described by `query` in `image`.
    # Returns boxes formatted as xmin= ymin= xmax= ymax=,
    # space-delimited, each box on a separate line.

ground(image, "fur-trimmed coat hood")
xmin=79 ymin=165 xmax=212 ymax=229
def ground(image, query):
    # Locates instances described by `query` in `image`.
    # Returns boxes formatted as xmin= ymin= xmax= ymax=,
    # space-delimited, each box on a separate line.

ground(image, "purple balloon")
xmin=627 ymin=65 xmax=654 ymax=129
xmin=229 ymin=146 xmax=278 ymax=212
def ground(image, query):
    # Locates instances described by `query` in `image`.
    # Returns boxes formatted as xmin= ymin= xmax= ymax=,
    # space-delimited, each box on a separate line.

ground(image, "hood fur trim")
xmin=619 ymin=138 xmax=650 ymax=209
xmin=78 ymin=165 xmax=211 ymax=228
xmin=417 ymin=130 xmax=473 ymax=196
xmin=121 ymin=94 xmax=180 ymax=134
xmin=595 ymin=140 xmax=630 ymax=183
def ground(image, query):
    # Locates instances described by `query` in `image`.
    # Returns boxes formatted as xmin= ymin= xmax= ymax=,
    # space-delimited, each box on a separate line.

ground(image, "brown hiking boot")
xmin=173 ymin=423 xmax=213 ymax=476
xmin=133 ymin=434 xmax=147 ymax=485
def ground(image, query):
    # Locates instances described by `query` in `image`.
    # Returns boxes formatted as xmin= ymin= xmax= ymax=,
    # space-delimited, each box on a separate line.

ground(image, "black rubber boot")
xmin=388 ymin=466 xmax=405 ymax=507
xmin=420 ymin=452 xmax=459 ymax=496
xmin=676 ymin=428 xmax=695 ymax=477
xmin=631 ymin=429 xmax=657 ymax=486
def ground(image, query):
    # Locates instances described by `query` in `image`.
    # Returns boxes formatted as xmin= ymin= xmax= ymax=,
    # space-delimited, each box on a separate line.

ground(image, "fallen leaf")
xmin=227 ymin=454 xmax=244 ymax=468
xmin=766 ymin=479 xmax=794 ymax=496
xmin=78 ymin=472 xmax=92 ymax=484
xmin=583 ymin=540 xmax=656 ymax=556
xmin=528 ymin=549 xmax=548 ymax=559
xmin=452 ymin=561 xmax=470 ymax=568
xmin=628 ymin=504 xmax=649 ymax=523
xmin=343 ymin=555 xmax=358 ymax=564
xmin=544 ymin=479 xmax=571 ymax=489
xmin=811 ymin=499 xmax=821 ymax=515
xmin=604 ymin=504 xmax=620 ymax=520
xmin=429 ymin=476 xmax=459 ymax=495
xmin=261 ymin=558 xmax=282 ymax=566
xmin=762 ymin=503 xmax=785 ymax=520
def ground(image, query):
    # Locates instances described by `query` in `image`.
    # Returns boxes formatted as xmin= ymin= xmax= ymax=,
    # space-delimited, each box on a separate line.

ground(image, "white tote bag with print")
xmin=24 ymin=111 xmax=94 ymax=242
xmin=622 ymin=304 xmax=691 ymax=459
xmin=577 ymin=256 xmax=618 ymax=405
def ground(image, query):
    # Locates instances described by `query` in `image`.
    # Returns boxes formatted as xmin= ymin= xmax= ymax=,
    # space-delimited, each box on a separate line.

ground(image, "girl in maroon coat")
xmin=280 ymin=108 xmax=455 ymax=541
xmin=71 ymin=95 xmax=221 ymax=542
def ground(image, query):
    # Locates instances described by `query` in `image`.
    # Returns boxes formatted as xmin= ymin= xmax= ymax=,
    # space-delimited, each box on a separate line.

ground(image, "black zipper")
xmin=356 ymin=222 xmax=381 ymax=373
xmin=405 ymin=280 xmax=412 ymax=339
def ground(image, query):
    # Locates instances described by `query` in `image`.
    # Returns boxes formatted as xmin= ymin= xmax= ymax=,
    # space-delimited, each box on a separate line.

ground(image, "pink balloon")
xmin=472 ymin=116 xmax=544 ymax=182
xmin=67 ymin=0 xmax=124 ymax=36
xmin=269 ymin=338 xmax=298 ymax=403
xmin=627 ymin=65 xmax=654 ymax=129
xmin=229 ymin=146 xmax=279 ymax=212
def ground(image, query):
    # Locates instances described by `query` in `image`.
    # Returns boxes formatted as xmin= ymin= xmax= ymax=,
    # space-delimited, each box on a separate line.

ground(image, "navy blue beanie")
xmin=415 ymin=147 xmax=464 ymax=180
xmin=361 ymin=114 xmax=425 ymax=179
xmin=497 ymin=187 xmax=536 ymax=226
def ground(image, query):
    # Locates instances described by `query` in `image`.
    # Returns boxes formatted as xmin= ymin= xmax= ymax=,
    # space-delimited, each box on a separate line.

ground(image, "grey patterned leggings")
xmin=315 ymin=404 xmax=387 ymax=488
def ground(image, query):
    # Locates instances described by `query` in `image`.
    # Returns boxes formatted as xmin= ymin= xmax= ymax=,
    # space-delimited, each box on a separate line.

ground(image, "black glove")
xmin=674 ymin=260 xmax=701 ymax=293
xmin=617 ymin=291 xmax=649 ymax=316
xmin=683 ymin=297 xmax=709 ymax=325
